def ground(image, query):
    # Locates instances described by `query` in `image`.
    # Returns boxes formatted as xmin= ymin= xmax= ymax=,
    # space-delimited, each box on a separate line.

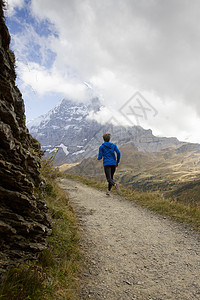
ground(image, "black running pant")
xmin=104 ymin=165 xmax=116 ymax=191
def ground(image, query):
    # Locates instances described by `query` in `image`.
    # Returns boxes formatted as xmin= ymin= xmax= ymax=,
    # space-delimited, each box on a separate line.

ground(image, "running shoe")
xmin=106 ymin=191 xmax=110 ymax=196
xmin=114 ymin=183 xmax=121 ymax=195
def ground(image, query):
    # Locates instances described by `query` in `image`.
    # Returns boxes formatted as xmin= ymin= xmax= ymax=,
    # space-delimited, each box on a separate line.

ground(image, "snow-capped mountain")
xmin=27 ymin=98 xmax=182 ymax=165
xmin=27 ymin=98 xmax=103 ymax=164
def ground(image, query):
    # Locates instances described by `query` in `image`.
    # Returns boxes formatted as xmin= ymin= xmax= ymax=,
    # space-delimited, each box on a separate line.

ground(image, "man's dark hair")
xmin=103 ymin=133 xmax=111 ymax=142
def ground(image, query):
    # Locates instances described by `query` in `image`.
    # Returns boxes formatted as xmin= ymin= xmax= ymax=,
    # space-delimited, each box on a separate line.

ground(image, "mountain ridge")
xmin=28 ymin=98 xmax=183 ymax=165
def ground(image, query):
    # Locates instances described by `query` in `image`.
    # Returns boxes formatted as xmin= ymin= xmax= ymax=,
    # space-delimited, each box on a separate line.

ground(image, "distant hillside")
xmin=65 ymin=142 xmax=200 ymax=206
xmin=28 ymin=98 xmax=182 ymax=165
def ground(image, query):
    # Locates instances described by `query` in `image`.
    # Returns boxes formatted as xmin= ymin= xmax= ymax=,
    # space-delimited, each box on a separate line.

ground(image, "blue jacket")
xmin=98 ymin=142 xmax=121 ymax=166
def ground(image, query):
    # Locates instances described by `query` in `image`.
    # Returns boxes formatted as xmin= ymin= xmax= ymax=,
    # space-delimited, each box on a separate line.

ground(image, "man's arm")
xmin=115 ymin=145 xmax=121 ymax=164
xmin=97 ymin=146 xmax=103 ymax=160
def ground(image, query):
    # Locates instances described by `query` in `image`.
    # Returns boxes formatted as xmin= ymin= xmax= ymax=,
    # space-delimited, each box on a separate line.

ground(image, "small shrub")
xmin=45 ymin=183 xmax=54 ymax=196
xmin=37 ymin=249 xmax=56 ymax=268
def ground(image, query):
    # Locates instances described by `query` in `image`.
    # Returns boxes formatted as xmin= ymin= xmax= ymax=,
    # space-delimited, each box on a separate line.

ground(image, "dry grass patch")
xmin=121 ymin=188 xmax=200 ymax=230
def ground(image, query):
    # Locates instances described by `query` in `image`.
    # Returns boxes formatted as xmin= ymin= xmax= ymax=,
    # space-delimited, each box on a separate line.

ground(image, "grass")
xmin=0 ymin=265 xmax=46 ymax=300
xmin=64 ymin=173 xmax=200 ymax=231
xmin=40 ymin=181 xmax=80 ymax=299
xmin=0 ymin=159 xmax=81 ymax=300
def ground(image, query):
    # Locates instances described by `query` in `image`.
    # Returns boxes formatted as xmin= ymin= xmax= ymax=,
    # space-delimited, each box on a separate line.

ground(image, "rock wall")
xmin=0 ymin=1 xmax=51 ymax=278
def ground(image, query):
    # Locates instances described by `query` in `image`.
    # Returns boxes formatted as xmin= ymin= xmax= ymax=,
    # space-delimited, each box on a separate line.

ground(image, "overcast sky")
xmin=5 ymin=0 xmax=200 ymax=143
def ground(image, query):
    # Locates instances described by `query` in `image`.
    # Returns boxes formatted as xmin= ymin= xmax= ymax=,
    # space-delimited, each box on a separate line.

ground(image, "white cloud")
xmin=27 ymin=0 xmax=200 ymax=114
xmin=10 ymin=22 xmax=57 ymax=67
xmin=143 ymin=96 xmax=200 ymax=143
xmin=17 ymin=61 xmax=91 ymax=100
xmin=5 ymin=0 xmax=25 ymax=16
xmin=87 ymin=90 xmax=200 ymax=143
xmin=6 ymin=0 xmax=200 ymax=143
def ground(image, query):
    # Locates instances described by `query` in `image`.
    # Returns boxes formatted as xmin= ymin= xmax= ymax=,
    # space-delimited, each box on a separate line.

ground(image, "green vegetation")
xmin=64 ymin=173 xmax=200 ymax=230
xmin=0 ymin=158 xmax=80 ymax=300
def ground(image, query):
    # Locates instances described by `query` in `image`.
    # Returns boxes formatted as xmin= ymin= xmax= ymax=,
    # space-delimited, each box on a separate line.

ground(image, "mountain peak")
xmin=27 ymin=97 xmax=101 ymax=132
xmin=28 ymin=98 xmax=183 ymax=165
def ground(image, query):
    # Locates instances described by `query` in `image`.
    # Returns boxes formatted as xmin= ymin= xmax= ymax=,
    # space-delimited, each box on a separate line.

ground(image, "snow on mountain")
xmin=59 ymin=144 xmax=69 ymax=156
xmin=45 ymin=143 xmax=69 ymax=156
xmin=27 ymin=98 xmax=103 ymax=164
xmin=72 ymin=149 xmax=86 ymax=156
xmin=28 ymin=97 xmax=182 ymax=165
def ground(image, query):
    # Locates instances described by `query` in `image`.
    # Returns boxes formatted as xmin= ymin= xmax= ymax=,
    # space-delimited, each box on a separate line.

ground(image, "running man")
xmin=97 ymin=133 xmax=121 ymax=195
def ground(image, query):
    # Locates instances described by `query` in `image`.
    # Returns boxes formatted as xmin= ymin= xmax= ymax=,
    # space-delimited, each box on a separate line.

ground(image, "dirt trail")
xmin=59 ymin=178 xmax=200 ymax=300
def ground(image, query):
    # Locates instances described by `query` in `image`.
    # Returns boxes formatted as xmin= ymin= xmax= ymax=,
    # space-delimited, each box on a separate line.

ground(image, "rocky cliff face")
xmin=0 ymin=2 xmax=51 ymax=279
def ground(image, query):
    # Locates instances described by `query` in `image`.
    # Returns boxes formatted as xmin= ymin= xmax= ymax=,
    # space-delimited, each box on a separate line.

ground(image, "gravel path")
xmin=59 ymin=178 xmax=200 ymax=300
